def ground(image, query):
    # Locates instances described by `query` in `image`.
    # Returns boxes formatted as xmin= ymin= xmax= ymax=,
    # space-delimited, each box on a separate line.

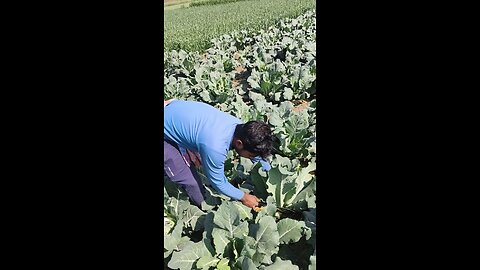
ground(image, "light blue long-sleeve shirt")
xmin=164 ymin=100 xmax=245 ymax=200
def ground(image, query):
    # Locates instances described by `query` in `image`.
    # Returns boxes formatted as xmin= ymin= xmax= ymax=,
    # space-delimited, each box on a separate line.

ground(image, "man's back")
xmin=164 ymin=100 xmax=242 ymax=154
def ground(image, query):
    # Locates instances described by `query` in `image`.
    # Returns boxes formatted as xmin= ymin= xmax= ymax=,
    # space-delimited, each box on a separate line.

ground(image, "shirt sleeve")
xmin=199 ymin=145 xmax=244 ymax=201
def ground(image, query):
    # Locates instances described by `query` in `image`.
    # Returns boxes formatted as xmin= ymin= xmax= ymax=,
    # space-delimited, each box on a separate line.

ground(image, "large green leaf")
xmin=290 ymin=177 xmax=316 ymax=210
xmin=240 ymin=235 xmax=269 ymax=266
xmin=234 ymin=201 xmax=253 ymax=221
xmin=212 ymin=227 xmax=231 ymax=255
xmin=266 ymin=167 xmax=293 ymax=207
xmin=196 ymin=254 xmax=220 ymax=270
xmin=231 ymin=220 xmax=249 ymax=239
xmin=165 ymin=194 xmax=191 ymax=224
xmin=252 ymin=216 xmax=280 ymax=256
xmin=164 ymin=222 xmax=189 ymax=258
xmin=270 ymin=154 xmax=296 ymax=175
xmin=284 ymin=159 xmax=315 ymax=206
xmin=168 ymin=240 xmax=211 ymax=270
xmin=211 ymin=202 xmax=250 ymax=255
xmin=277 ymin=218 xmax=305 ymax=244
xmin=183 ymin=204 xmax=206 ymax=231
xmin=213 ymin=201 xmax=240 ymax=237
xmin=238 ymin=235 xmax=253 ymax=258
xmin=248 ymin=164 xmax=270 ymax=200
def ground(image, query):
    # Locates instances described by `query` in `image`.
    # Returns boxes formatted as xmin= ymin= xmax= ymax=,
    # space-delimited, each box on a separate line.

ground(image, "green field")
xmin=164 ymin=0 xmax=316 ymax=52
xmin=164 ymin=9 xmax=317 ymax=269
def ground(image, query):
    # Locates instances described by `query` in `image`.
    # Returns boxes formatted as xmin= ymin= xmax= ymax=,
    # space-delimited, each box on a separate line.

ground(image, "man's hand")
xmin=240 ymin=193 xmax=259 ymax=209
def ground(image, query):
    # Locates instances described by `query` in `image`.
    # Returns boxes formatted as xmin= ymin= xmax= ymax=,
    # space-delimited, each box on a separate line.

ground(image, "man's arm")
xmin=200 ymin=147 xmax=259 ymax=208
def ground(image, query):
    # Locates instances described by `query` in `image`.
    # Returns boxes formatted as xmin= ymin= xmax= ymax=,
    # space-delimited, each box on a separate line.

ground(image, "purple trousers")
xmin=164 ymin=140 xmax=205 ymax=206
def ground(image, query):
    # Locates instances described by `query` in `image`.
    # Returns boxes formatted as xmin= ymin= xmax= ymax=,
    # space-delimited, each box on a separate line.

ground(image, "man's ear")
xmin=234 ymin=139 xmax=243 ymax=149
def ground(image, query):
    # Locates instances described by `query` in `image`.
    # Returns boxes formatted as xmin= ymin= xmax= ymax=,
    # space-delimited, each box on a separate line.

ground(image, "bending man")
xmin=164 ymin=99 xmax=273 ymax=209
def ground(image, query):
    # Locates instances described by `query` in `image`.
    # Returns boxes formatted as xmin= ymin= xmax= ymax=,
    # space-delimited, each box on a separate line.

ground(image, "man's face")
xmin=236 ymin=148 xmax=257 ymax=159
xmin=233 ymin=139 xmax=257 ymax=159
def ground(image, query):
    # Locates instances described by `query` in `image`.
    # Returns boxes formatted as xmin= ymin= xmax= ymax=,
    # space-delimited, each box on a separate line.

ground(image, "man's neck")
xmin=229 ymin=136 xmax=237 ymax=150
xmin=231 ymin=124 xmax=241 ymax=150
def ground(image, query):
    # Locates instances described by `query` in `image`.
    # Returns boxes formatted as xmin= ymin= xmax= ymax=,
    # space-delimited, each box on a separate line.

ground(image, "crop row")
xmin=164 ymin=10 xmax=316 ymax=160
xmin=190 ymin=0 xmax=251 ymax=7
xmin=164 ymin=0 xmax=316 ymax=52
xmin=165 ymin=10 xmax=316 ymax=161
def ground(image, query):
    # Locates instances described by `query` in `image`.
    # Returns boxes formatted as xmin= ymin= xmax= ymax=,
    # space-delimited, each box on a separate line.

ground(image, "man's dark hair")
xmin=234 ymin=121 xmax=273 ymax=158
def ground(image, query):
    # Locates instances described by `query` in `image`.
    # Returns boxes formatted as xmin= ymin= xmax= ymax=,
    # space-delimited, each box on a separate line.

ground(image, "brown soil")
xmin=292 ymin=100 xmax=309 ymax=112
xmin=164 ymin=0 xmax=191 ymax=8
xmin=232 ymin=66 xmax=250 ymax=89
